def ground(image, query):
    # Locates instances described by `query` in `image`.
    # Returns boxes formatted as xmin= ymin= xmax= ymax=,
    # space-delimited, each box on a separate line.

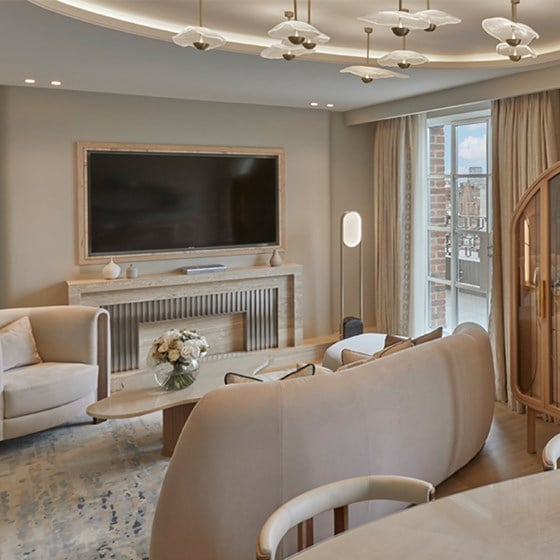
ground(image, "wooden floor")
xmin=437 ymin=402 xmax=560 ymax=498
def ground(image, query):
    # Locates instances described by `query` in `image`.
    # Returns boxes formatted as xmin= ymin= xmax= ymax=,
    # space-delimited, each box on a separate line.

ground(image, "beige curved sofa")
xmin=0 ymin=305 xmax=110 ymax=441
xmin=151 ymin=323 xmax=495 ymax=560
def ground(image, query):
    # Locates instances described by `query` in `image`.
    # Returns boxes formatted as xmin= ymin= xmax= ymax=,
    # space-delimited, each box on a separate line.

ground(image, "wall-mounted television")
xmin=77 ymin=142 xmax=284 ymax=264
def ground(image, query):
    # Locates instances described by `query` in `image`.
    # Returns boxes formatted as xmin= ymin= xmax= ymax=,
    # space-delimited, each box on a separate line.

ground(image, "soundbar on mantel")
xmin=181 ymin=264 xmax=227 ymax=275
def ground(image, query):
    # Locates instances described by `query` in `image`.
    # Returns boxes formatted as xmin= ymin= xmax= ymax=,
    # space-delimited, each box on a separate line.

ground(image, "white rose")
xmin=163 ymin=329 xmax=180 ymax=344
xmin=168 ymin=349 xmax=180 ymax=362
xmin=158 ymin=342 xmax=169 ymax=353
xmin=180 ymin=340 xmax=200 ymax=359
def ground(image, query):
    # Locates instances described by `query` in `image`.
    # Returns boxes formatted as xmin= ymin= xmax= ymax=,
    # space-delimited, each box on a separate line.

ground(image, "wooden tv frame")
xmin=76 ymin=141 xmax=285 ymax=265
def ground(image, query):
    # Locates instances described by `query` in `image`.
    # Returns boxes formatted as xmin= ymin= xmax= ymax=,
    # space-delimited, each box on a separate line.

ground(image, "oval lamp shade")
xmin=342 ymin=211 xmax=362 ymax=247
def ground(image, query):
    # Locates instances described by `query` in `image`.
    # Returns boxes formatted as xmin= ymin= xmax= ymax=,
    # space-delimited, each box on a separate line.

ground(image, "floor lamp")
xmin=340 ymin=210 xmax=363 ymax=338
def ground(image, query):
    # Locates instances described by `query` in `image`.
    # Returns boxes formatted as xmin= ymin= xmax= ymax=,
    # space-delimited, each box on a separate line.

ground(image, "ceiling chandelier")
xmin=379 ymin=36 xmax=429 ymax=69
xmin=340 ymin=27 xmax=408 ymax=84
xmin=260 ymin=39 xmax=307 ymax=61
xmin=261 ymin=0 xmax=329 ymax=60
xmin=414 ymin=0 xmax=461 ymax=33
xmin=172 ymin=0 xmax=226 ymax=51
xmin=169 ymin=0 xmax=539 ymax=77
xmin=482 ymin=0 xmax=539 ymax=62
xmin=359 ymin=0 xmax=428 ymax=38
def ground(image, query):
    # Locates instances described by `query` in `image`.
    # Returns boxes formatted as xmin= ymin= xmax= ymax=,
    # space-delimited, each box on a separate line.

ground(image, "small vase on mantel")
xmin=102 ymin=257 xmax=121 ymax=280
xmin=269 ymin=249 xmax=283 ymax=267
xmin=126 ymin=264 xmax=139 ymax=279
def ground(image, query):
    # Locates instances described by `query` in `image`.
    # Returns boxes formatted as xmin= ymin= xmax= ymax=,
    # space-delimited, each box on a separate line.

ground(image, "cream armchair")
xmin=0 ymin=305 xmax=110 ymax=441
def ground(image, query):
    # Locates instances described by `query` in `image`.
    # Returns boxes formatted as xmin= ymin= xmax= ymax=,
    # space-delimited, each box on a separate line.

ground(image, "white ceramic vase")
xmin=102 ymin=257 xmax=121 ymax=280
xmin=126 ymin=264 xmax=139 ymax=279
xmin=269 ymin=249 xmax=283 ymax=267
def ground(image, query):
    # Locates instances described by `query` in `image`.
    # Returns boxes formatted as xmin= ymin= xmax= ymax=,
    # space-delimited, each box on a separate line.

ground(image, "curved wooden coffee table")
xmin=87 ymin=343 xmax=331 ymax=456
xmin=87 ymin=365 xmax=227 ymax=457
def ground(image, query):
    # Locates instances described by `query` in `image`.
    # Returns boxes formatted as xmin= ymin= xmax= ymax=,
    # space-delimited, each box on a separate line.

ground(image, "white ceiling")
xmin=1 ymin=0 xmax=558 ymax=112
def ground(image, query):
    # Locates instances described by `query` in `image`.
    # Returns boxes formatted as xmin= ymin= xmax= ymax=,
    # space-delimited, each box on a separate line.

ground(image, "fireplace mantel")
xmin=67 ymin=264 xmax=303 ymax=373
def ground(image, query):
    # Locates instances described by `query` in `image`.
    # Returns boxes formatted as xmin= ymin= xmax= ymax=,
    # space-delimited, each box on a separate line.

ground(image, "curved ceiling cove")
xmin=30 ymin=0 xmax=560 ymax=69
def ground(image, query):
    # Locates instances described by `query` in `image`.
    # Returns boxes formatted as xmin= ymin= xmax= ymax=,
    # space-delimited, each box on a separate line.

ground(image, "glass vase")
xmin=153 ymin=359 xmax=200 ymax=391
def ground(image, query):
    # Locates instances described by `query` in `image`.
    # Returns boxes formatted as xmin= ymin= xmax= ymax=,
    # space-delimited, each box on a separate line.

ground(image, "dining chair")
xmin=542 ymin=433 xmax=560 ymax=470
xmin=256 ymin=474 xmax=435 ymax=560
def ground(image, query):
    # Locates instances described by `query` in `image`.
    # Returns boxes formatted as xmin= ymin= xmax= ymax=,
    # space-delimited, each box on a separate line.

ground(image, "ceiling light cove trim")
xmin=29 ymin=0 xmax=178 ymax=40
xmin=28 ymin=0 xmax=309 ymax=57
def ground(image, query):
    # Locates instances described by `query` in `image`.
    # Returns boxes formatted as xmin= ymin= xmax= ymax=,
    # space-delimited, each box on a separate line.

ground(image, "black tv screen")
xmin=87 ymin=149 xmax=280 ymax=256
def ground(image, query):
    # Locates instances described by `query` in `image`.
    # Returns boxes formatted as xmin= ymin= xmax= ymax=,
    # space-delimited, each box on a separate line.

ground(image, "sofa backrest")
xmin=151 ymin=322 xmax=495 ymax=560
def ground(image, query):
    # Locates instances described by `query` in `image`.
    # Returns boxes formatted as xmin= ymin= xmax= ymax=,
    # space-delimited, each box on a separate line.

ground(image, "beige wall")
xmin=329 ymin=112 xmax=374 ymax=330
xmin=0 ymin=86 xmax=373 ymax=338
xmin=346 ymin=64 xmax=560 ymax=124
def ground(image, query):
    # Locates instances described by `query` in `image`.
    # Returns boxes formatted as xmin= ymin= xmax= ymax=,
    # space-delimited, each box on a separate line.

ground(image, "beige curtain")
xmin=490 ymin=90 xmax=560 ymax=404
xmin=372 ymin=114 xmax=424 ymax=335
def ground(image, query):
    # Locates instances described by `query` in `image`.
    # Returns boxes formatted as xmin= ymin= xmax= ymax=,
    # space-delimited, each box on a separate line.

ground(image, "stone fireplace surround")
xmin=67 ymin=264 xmax=305 ymax=374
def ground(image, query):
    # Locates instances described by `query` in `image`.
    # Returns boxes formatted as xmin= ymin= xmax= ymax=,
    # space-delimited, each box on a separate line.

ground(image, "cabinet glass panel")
xmin=515 ymin=194 xmax=541 ymax=399
xmin=550 ymin=174 xmax=560 ymax=406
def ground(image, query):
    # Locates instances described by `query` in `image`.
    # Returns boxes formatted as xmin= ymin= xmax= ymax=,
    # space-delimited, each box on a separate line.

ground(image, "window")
xmin=426 ymin=113 xmax=491 ymax=332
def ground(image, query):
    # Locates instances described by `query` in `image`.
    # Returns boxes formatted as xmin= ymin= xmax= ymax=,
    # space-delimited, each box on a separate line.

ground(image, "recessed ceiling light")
xmin=310 ymin=101 xmax=319 ymax=107
xmin=24 ymin=78 xmax=36 ymax=84
xmin=51 ymin=80 xmax=62 ymax=86
xmin=326 ymin=103 xmax=335 ymax=108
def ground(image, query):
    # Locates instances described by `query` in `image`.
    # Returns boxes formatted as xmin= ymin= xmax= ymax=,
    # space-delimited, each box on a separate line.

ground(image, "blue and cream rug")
xmin=0 ymin=413 xmax=167 ymax=559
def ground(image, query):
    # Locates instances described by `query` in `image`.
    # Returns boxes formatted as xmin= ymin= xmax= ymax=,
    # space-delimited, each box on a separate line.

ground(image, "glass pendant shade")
xmin=172 ymin=26 xmax=226 ymax=50
xmin=415 ymin=9 xmax=461 ymax=31
xmin=379 ymin=49 xmax=429 ymax=69
xmin=267 ymin=20 xmax=330 ymax=46
xmin=260 ymin=42 xmax=310 ymax=60
xmin=496 ymin=42 xmax=536 ymax=61
xmin=359 ymin=11 xmax=428 ymax=36
xmin=482 ymin=17 xmax=539 ymax=46
xmin=340 ymin=27 xmax=406 ymax=84
xmin=340 ymin=65 xmax=408 ymax=83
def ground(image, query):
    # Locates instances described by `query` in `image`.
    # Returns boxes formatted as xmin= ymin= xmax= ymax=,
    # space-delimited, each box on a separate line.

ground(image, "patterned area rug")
xmin=0 ymin=413 xmax=167 ymax=559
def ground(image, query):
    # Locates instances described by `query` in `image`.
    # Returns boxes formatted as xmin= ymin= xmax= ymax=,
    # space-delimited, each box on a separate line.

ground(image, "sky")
xmin=441 ymin=121 xmax=488 ymax=175
xmin=456 ymin=122 xmax=487 ymax=174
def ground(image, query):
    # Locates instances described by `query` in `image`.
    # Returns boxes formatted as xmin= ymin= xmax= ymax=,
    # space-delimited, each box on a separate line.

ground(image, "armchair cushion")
xmin=0 ymin=316 xmax=42 ymax=371
xmin=3 ymin=362 xmax=98 ymax=418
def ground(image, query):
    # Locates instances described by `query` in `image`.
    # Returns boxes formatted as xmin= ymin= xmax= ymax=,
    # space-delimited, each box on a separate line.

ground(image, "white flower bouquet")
xmin=147 ymin=328 xmax=209 ymax=391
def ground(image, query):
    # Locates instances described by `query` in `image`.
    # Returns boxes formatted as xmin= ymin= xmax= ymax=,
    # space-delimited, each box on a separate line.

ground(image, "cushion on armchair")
xmin=3 ymin=362 xmax=98 ymax=418
xmin=0 ymin=316 xmax=42 ymax=371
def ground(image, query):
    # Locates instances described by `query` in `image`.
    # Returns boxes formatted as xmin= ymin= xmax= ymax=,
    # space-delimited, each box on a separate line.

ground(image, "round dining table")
xmin=290 ymin=470 xmax=560 ymax=559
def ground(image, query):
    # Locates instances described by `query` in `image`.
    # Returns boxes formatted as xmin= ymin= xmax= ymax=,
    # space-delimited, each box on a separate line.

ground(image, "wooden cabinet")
xmin=511 ymin=161 xmax=560 ymax=452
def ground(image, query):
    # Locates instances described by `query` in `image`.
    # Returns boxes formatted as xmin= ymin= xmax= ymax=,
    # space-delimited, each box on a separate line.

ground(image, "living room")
xmin=2 ymin=1 xmax=560 ymax=559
